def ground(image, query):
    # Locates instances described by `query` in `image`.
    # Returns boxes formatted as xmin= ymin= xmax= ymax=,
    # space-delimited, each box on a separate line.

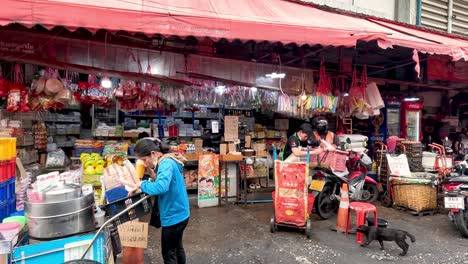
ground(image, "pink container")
xmin=387 ymin=138 xmax=398 ymax=151
xmin=0 ymin=222 xmax=20 ymax=245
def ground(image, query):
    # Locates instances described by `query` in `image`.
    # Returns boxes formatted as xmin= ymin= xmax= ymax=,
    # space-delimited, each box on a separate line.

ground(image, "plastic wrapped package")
xmin=45 ymin=149 xmax=67 ymax=168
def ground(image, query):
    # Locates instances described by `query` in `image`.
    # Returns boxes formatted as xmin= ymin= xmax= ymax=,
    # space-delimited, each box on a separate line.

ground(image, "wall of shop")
xmin=300 ymin=0 xmax=417 ymax=24
xmin=420 ymin=0 xmax=468 ymax=36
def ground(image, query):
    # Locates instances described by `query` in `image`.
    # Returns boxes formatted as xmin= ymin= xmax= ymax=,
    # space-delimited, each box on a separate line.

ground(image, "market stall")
xmin=0 ymin=0 xmax=467 ymax=262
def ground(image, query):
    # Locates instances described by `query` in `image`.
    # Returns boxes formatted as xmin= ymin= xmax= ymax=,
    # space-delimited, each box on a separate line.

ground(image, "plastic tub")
xmin=367 ymin=217 xmax=388 ymax=228
xmin=0 ymin=222 xmax=20 ymax=245
xmin=9 ymin=210 xmax=24 ymax=217
xmin=3 ymin=216 xmax=26 ymax=229
xmin=0 ymin=138 xmax=8 ymax=161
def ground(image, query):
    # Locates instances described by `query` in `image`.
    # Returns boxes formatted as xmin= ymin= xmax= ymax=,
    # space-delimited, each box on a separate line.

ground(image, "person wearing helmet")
xmin=282 ymin=123 xmax=323 ymax=160
xmin=310 ymin=116 xmax=340 ymax=148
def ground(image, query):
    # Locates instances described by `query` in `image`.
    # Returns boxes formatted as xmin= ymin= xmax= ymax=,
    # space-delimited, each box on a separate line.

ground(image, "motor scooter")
xmin=310 ymin=150 xmax=378 ymax=220
xmin=441 ymin=160 xmax=468 ymax=238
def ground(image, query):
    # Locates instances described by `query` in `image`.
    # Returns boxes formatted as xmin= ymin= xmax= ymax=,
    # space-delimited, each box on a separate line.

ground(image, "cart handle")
xmin=396 ymin=142 xmax=406 ymax=153
xmin=432 ymin=143 xmax=446 ymax=155
xmin=428 ymin=144 xmax=443 ymax=155
xmin=374 ymin=141 xmax=388 ymax=151
xmin=80 ymin=194 xmax=153 ymax=260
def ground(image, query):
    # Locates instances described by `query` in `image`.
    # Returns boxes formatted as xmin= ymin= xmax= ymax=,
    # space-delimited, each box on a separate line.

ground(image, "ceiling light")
xmin=266 ymin=72 xmax=286 ymax=79
xmin=216 ymin=85 xmax=225 ymax=94
xmin=251 ymin=87 xmax=257 ymax=92
xmin=404 ymin=97 xmax=419 ymax=102
xmin=100 ymin=76 xmax=112 ymax=89
xmin=343 ymin=92 xmax=349 ymax=97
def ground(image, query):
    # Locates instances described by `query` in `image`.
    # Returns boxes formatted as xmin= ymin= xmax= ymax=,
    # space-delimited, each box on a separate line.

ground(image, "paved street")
xmin=143 ymin=203 xmax=468 ymax=264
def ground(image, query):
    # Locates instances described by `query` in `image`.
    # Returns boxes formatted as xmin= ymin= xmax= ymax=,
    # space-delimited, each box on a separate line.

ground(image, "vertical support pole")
xmin=448 ymin=0 xmax=454 ymax=33
xmin=416 ymin=0 xmax=422 ymax=26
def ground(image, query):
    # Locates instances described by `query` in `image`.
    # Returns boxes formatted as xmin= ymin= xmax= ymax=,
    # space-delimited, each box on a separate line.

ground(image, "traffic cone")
xmin=335 ymin=182 xmax=350 ymax=233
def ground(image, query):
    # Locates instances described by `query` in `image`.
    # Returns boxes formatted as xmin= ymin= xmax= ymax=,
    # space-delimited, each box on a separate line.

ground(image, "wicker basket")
xmin=392 ymin=180 xmax=437 ymax=212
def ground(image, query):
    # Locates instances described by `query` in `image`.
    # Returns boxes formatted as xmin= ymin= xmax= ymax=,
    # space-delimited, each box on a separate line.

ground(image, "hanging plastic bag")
xmin=349 ymin=67 xmax=371 ymax=118
xmin=365 ymin=82 xmax=385 ymax=111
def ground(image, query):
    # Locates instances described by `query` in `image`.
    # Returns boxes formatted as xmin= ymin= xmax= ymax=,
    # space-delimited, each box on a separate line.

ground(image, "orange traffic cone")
xmin=335 ymin=182 xmax=350 ymax=233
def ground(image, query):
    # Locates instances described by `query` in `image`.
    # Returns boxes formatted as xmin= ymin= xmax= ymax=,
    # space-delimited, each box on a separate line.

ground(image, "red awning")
xmin=368 ymin=18 xmax=468 ymax=61
xmin=2 ymin=0 xmax=468 ymax=60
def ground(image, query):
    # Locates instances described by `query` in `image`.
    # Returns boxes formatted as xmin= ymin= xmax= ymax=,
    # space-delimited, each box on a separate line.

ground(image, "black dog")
xmin=356 ymin=225 xmax=416 ymax=256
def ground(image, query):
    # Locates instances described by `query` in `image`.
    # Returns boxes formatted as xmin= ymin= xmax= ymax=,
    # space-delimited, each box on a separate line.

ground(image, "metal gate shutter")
xmin=421 ymin=0 xmax=449 ymax=32
xmin=452 ymin=0 xmax=468 ymax=35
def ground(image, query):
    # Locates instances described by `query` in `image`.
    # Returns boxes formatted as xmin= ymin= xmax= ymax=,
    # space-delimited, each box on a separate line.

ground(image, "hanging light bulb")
xmin=300 ymin=73 xmax=307 ymax=100
xmin=100 ymin=76 xmax=112 ymax=89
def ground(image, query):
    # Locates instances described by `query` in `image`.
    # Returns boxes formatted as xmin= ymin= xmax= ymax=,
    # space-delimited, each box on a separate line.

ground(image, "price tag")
xmin=444 ymin=196 xmax=465 ymax=209
xmin=309 ymin=180 xmax=325 ymax=192
xmin=211 ymin=120 xmax=219 ymax=133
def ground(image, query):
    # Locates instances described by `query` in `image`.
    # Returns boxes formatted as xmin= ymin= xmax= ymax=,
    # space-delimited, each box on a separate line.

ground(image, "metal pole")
xmin=416 ymin=0 xmax=422 ymax=26
xmin=448 ymin=0 xmax=454 ymax=33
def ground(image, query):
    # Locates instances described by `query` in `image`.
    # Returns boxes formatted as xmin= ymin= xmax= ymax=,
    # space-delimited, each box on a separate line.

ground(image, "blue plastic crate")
xmin=8 ymin=198 xmax=15 ymax=216
xmin=7 ymin=177 xmax=15 ymax=199
xmin=0 ymin=201 xmax=7 ymax=222
xmin=73 ymin=146 xmax=103 ymax=157
xmin=0 ymin=181 xmax=6 ymax=201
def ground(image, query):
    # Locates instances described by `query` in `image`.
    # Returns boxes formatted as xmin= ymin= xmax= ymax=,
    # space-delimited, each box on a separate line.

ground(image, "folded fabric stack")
xmin=337 ymin=134 xmax=368 ymax=153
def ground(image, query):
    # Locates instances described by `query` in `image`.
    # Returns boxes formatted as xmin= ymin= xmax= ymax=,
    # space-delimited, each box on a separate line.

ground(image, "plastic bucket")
xmin=2 ymin=216 xmax=26 ymax=229
xmin=0 ymin=222 xmax=20 ymax=245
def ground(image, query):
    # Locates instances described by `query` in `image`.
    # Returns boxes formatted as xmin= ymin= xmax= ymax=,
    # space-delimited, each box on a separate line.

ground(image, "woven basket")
xmin=392 ymin=180 xmax=437 ymax=212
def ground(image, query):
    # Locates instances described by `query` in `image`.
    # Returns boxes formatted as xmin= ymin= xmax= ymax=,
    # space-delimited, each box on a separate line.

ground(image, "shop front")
xmin=0 ymin=0 xmax=467 ymax=263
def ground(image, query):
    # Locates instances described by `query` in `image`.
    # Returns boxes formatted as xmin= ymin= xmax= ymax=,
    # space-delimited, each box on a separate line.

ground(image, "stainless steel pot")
xmin=25 ymin=192 xmax=95 ymax=239
xmin=41 ymin=181 xmax=82 ymax=203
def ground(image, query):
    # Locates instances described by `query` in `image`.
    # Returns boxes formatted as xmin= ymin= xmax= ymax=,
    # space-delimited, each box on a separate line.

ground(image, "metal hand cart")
xmin=9 ymin=192 xmax=153 ymax=263
xmin=269 ymin=147 xmax=314 ymax=238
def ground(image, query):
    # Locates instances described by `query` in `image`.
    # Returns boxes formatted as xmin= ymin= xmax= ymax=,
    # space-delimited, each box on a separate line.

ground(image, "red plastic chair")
xmin=345 ymin=202 xmax=377 ymax=244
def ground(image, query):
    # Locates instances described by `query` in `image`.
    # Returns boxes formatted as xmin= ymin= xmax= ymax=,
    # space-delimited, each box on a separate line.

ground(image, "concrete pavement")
xmin=143 ymin=203 xmax=468 ymax=264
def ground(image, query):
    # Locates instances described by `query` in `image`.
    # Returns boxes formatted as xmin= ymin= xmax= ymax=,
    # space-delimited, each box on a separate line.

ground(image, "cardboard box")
xmin=194 ymin=139 xmax=203 ymax=154
xmin=12 ymin=230 xmax=111 ymax=264
xmin=253 ymin=143 xmax=267 ymax=156
xmin=220 ymin=144 xmax=227 ymax=155
xmin=224 ymin=116 xmax=239 ymax=142
xmin=245 ymin=136 xmax=251 ymax=148
xmin=228 ymin=143 xmax=236 ymax=153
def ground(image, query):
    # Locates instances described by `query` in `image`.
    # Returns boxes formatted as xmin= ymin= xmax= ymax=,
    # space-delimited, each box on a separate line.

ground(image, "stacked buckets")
xmin=0 ymin=138 xmax=16 ymax=222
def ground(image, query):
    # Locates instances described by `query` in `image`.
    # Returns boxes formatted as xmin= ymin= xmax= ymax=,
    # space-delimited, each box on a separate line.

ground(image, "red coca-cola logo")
xmin=406 ymin=103 xmax=422 ymax=110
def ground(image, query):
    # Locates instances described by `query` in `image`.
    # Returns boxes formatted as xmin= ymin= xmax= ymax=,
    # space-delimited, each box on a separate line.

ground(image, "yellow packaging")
xmin=135 ymin=160 xmax=145 ymax=179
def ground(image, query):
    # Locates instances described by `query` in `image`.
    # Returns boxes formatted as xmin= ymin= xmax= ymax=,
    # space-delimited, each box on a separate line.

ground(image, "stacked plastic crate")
xmin=0 ymin=138 xmax=16 ymax=221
